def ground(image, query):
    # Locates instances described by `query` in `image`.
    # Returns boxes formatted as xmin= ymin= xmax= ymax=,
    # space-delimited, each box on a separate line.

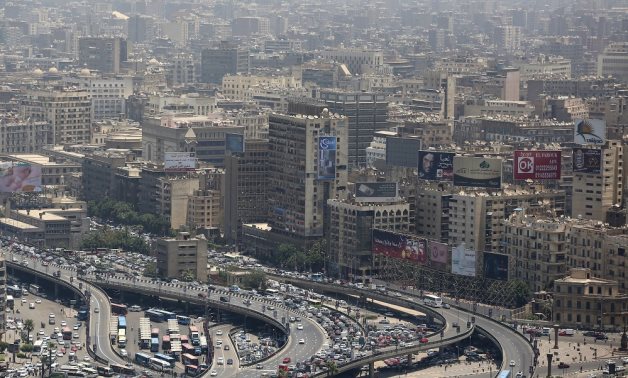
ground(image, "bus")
xmin=265 ymin=288 xmax=279 ymax=296
xmin=496 ymin=371 xmax=511 ymax=378
xmin=149 ymin=357 xmax=171 ymax=372
xmin=151 ymin=328 xmax=160 ymax=338
xmin=28 ymin=284 xmax=40 ymax=295
xmin=118 ymin=316 xmax=127 ymax=329
xmin=180 ymin=335 xmax=189 ymax=345
xmin=6 ymin=295 xmax=14 ymax=310
xmin=135 ymin=351 xmax=152 ymax=366
xmin=146 ymin=309 xmax=165 ymax=323
xmin=62 ymin=326 xmax=73 ymax=340
xmin=176 ymin=315 xmax=191 ymax=325
xmin=110 ymin=364 xmax=135 ymax=375
xmin=307 ymin=298 xmax=322 ymax=306
xmin=182 ymin=343 xmax=195 ymax=355
xmin=184 ymin=365 xmax=199 ymax=376
xmin=153 ymin=353 xmax=176 ymax=368
xmin=162 ymin=335 xmax=171 ymax=350
xmin=189 ymin=325 xmax=199 ymax=341
xmin=155 ymin=309 xmax=176 ymax=320
xmin=7 ymin=285 xmax=22 ymax=298
xmin=96 ymin=366 xmax=114 ymax=377
xmin=33 ymin=340 xmax=45 ymax=356
xmin=110 ymin=303 xmax=128 ymax=315
xmin=181 ymin=353 xmax=199 ymax=366
xmin=423 ymin=294 xmax=443 ymax=308
xmin=150 ymin=337 xmax=159 ymax=352
xmin=310 ymin=273 xmax=324 ymax=281
xmin=199 ymin=336 xmax=208 ymax=353
xmin=77 ymin=309 xmax=88 ymax=321
xmin=118 ymin=328 xmax=127 ymax=348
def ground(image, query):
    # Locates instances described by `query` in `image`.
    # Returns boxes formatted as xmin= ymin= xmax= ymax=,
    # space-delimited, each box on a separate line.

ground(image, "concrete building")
xmin=327 ymin=198 xmax=411 ymax=280
xmin=515 ymin=56 xmax=572 ymax=81
xmin=166 ymin=53 xmax=195 ymax=87
xmin=365 ymin=130 xmax=397 ymax=168
xmin=503 ymin=212 xmax=568 ymax=292
xmin=127 ymin=14 xmax=155 ymax=43
xmin=464 ymin=100 xmax=535 ymax=118
xmin=146 ymin=94 xmax=215 ymax=117
xmin=0 ymin=116 xmax=52 ymax=154
xmin=6 ymin=209 xmax=71 ymax=248
xmin=0 ymin=255 xmax=5 ymax=334
xmin=162 ymin=21 xmax=188 ymax=46
xmin=319 ymin=49 xmax=384 ymax=75
xmin=78 ymin=37 xmax=127 ymax=74
xmin=222 ymin=74 xmax=301 ymax=101
xmin=7 ymin=154 xmax=81 ymax=187
xmin=200 ymin=42 xmax=250 ymax=84
xmin=156 ymin=176 xmax=200 ymax=230
xmin=552 ymin=268 xmax=627 ymax=329
xmin=231 ymin=17 xmax=270 ymax=36
xmin=319 ymin=90 xmax=388 ymax=168
xmin=81 ymin=150 xmax=131 ymax=201
xmin=422 ymin=71 xmax=456 ymax=121
xmin=537 ymin=97 xmax=589 ymax=122
xmin=493 ymin=25 xmax=521 ymax=53
xmin=526 ymin=77 xmax=619 ymax=101
xmin=63 ymin=72 xmax=133 ymax=121
xmin=266 ymin=111 xmax=348 ymax=244
xmin=223 ymin=139 xmax=269 ymax=243
xmin=155 ymin=232 xmax=207 ymax=281
xmin=416 ymin=185 xmax=453 ymax=243
xmin=597 ymin=42 xmax=628 ymax=84
xmin=572 ymin=141 xmax=623 ymax=221
xmin=20 ymin=88 xmax=92 ymax=145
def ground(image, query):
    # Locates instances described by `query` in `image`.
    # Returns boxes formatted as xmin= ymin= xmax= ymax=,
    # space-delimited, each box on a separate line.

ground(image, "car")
xmin=227 ymin=359 xmax=233 ymax=365
xmin=35 ymin=299 xmax=42 ymax=304
xmin=256 ymin=364 xmax=264 ymax=370
xmin=510 ymin=360 xmax=516 ymax=367
xmin=420 ymin=337 xmax=429 ymax=343
xmin=282 ymin=357 xmax=291 ymax=364
xmin=558 ymin=362 xmax=570 ymax=369
xmin=129 ymin=305 xmax=142 ymax=312
xmin=216 ymin=330 xmax=223 ymax=336
xmin=224 ymin=345 xmax=230 ymax=350
xmin=94 ymin=307 xmax=99 ymax=313
xmin=83 ymin=356 xmax=90 ymax=362
xmin=73 ymin=325 xmax=79 ymax=330
xmin=210 ymin=371 xmax=217 ymax=377
xmin=217 ymin=357 xmax=224 ymax=365
xmin=38 ymin=330 xmax=45 ymax=336
xmin=297 ymin=324 xmax=303 ymax=330
xmin=120 ymin=349 xmax=127 ymax=357
xmin=383 ymin=312 xmax=394 ymax=317
xmin=596 ymin=334 xmax=608 ymax=340
xmin=73 ymin=333 xmax=79 ymax=339
xmin=379 ymin=318 xmax=390 ymax=324
xmin=298 ymin=339 xmax=305 ymax=344
xmin=56 ymin=351 xmax=64 ymax=357
xmin=21 ymin=298 xmax=26 ymax=304
xmin=60 ymin=321 xmax=67 ymax=327
xmin=443 ymin=303 xmax=451 ymax=309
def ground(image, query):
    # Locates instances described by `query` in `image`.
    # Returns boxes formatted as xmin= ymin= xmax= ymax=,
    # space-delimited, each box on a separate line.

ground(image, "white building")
xmin=365 ymin=130 xmax=396 ymax=168
xmin=597 ymin=42 xmax=628 ymax=84
xmin=63 ymin=70 xmax=133 ymax=121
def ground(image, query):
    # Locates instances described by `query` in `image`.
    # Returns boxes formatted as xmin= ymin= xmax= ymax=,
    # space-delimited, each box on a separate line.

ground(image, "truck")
xmin=559 ymin=329 xmax=575 ymax=336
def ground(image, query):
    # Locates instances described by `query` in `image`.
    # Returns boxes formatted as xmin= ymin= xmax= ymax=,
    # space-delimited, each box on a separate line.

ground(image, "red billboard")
xmin=513 ymin=150 xmax=561 ymax=180
xmin=372 ymin=229 xmax=427 ymax=264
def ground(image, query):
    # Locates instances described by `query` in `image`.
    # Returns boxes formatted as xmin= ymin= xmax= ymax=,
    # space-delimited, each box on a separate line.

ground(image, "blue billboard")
xmin=225 ymin=133 xmax=245 ymax=153
xmin=318 ymin=136 xmax=337 ymax=180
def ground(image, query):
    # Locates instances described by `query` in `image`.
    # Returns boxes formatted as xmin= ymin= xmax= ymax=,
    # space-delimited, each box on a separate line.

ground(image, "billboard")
xmin=573 ymin=148 xmax=602 ymax=174
xmin=574 ymin=118 xmax=606 ymax=145
xmin=225 ymin=133 xmax=245 ymax=153
xmin=451 ymin=244 xmax=476 ymax=277
xmin=0 ymin=162 xmax=42 ymax=192
xmin=513 ymin=150 xmax=562 ymax=180
xmin=428 ymin=241 xmax=448 ymax=265
xmin=355 ymin=182 xmax=398 ymax=202
xmin=372 ymin=229 xmax=428 ymax=264
xmin=483 ymin=252 xmax=509 ymax=281
xmin=318 ymin=136 xmax=337 ymax=180
xmin=164 ymin=152 xmax=197 ymax=172
xmin=386 ymin=137 xmax=421 ymax=168
xmin=418 ymin=151 xmax=454 ymax=181
xmin=453 ymin=157 xmax=502 ymax=189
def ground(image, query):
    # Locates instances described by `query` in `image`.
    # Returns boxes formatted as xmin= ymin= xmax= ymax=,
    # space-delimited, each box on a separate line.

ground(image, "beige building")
xmin=20 ymin=88 xmax=92 ymax=145
xmin=319 ymin=49 xmax=384 ymax=75
xmin=155 ymin=232 xmax=207 ymax=281
xmin=503 ymin=212 xmax=568 ymax=292
xmin=552 ymin=268 xmax=627 ymax=329
xmin=146 ymin=94 xmax=215 ymax=117
xmin=327 ymin=198 xmax=411 ymax=280
xmin=597 ymin=42 xmax=628 ymax=84
xmin=572 ymin=141 xmax=623 ymax=221
xmin=221 ymin=74 xmax=301 ymax=101
xmin=415 ymin=185 xmax=452 ymax=243
xmin=0 ymin=117 xmax=52 ymax=154
xmin=187 ymin=189 xmax=222 ymax=231
xmin=156 ymin=176 xmax=200 ymax=230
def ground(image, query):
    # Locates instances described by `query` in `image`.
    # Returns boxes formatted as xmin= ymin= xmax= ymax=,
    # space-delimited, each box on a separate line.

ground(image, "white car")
xmin=35 ymin=299 xmax=41 ymax=304
xmin=94 ymin=307 xmax=99 ymax=313
xmin=217 ymin=357 xmax=224 ymax=365
xmin=298 ymin=339 xmax=305 ymax=344
xmin=60 ymin=321 xmax=67 ymax=327
xmin=216 ymin=330 xmax=223 ymax=336
xmin=120 ymin=349 xmax=127 ymax=357
xmin=83 ymin=356 xmax=90 ymax=362
xmin=210 ymin=371 xmax=218 ymax=377
xmin=297 ymin=324 xmax=303 ymax=330
xmin=510 ymin=360 xmax=516 ymax=367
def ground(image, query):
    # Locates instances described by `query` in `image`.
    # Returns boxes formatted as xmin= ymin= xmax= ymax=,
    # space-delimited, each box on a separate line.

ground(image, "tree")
xmin=181 ymin=270 xmax=195 ymax=282
xmin=509 ymin=280 xmax=531 ymax=307
xmin=325 ymin=361 xmax=338 ymax=377
xmin=0 ymin=341 xmax=8 ymax=353
xmin=143 ymin=262 xmax=157 ymax=277
xmin=19 ymin=344 xmax=33 ymax=353
xmin=23 ymin=319 xmax=34 ymax=341
xmin=241 ymin=270 xmax=267 ymax=291
xmin=305 ymin=239 xmax=327 ymax=272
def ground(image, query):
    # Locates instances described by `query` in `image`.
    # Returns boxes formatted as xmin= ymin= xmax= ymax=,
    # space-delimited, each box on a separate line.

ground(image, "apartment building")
xmin=319 ymin=49 xmax=384 ymax=75
xmin=0 ymin=116 xmax=52 ymax=154
xmin=221 ymin=74 xmax=301 ymax=101
xmin=155 ymin=232 xmax=207 ymax=281
xmin=63 ymin=73 xmax=133 ymax=121
xmin=597 ymin=42 xmax=628 ymax=84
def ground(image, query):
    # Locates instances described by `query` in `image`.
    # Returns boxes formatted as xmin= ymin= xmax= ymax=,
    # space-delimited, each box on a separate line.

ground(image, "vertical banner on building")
xmin=428 ymin=241 xmax=448 ymax=269
xmin=318 ymin=136 xmax=337 ymax=180
xmin=451 ymin=244 xmax=476 ymax=277
xmin=513 ymin=150 xmax=562 ymax=180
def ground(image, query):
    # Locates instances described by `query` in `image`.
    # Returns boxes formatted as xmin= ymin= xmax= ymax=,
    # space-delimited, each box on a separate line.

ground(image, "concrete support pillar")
xmin=54 ymin=283 xmax=58 ymax=298
xmin=369 ymin=362 xmax=374 ymax=378
xmin=553 ymin=324 xmax=560 ymax=349
xmin=546 ymin=353 xmax=553 ymax=378
xmin=407 ymin=353 xmax=412 ymax=364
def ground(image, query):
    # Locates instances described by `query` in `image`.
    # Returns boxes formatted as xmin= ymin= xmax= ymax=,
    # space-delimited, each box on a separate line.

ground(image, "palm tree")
xmin=325 ymin=361 xmax=338 ymax=377
xmin=23 ymin=319 xmax=34 ymax=342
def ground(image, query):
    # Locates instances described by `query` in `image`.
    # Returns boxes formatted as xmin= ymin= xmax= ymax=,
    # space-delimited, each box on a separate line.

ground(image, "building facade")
xmin=155 ymin=232 xmax=207 ymax=281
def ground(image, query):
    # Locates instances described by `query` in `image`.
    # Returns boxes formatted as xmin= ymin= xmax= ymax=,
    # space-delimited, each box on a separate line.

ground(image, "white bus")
xmin=33 ymin=340 xmax=45 ymax=356
xmin=149 ymin=358 xmax=171 ymax=372
xmin=423 ymin=294 xmax=443 ymax=308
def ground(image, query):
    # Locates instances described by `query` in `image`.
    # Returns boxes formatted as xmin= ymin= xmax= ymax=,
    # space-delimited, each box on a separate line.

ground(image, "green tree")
xmin=510 ymin=280 xmax=531 ymax=307
xmin=241 ymin=270 xmax=267 ymax=291
xmin=19 ymin=344 xmax=33 ymax=353
xmin=325 ymin=361 xmax=338 ymax=377
xmin=144 ymin=262 xmax=157 ymax=277
xmin=23 ymin=319 xmax=34 ymax=341
xmin=306 ymin=239 xmax=327 ymax=272
xmin=181 ymin=270 xmax=195 ymax=282
xmin=0 ymin=341 xmax=8 ymax=353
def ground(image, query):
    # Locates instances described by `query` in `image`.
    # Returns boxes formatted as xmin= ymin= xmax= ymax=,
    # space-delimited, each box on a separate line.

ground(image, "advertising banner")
xmin=572 ymin=148 xmax=602 ymax=174
xmin=428 ymin=241 xmax=448 ymax=265
xmin=318 ymin=136 xmax=337 ymax=180
xmin=513 ymin=150 xmax=562 ymax=180
xmin=483 ymin=252 xmax=509 ymax=281
xmin=164 ymin=152 xmax=197 ymax=172
xmin=225 ymin=133 xmax=245 ymax=153
xmin=0 ymin=162 xmax=42 ymax=192
xmin=372 ymin=229 xmax=428 ymax=264
xmin=574 ymin=118 xmax=606 ymax=145
xmin=451 ymin=244 xmax=476 ymax=277
xmin=453 ymin=157 xmax=502 ymax=188
xmin=418 ymin=151 xmax=454 ymax=181
xmin=385 ymin=137 xmax=421 ymax=168
xmin=355 ymin=182 xmax=398 ymax=202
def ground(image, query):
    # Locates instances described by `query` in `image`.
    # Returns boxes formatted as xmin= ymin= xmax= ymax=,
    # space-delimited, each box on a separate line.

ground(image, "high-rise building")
xmin=63 ymin=72 xmax=133 ymax=121
xmin=155 ymin=232 xmax=207 ymax=281
xmin=267 ymin=111 xmax=348 ymax=243
xmin=319 ymin=90 xmax=388 ymax=168
xmin=597 ymin=42 xmax=628 ymax=84
xmin=127 ymin=14 xmax=155 ymax=43
xmin=231 ymin=17 xmax=270 ymax=36
xmin=78 ymin=37 xmax=127 ymax=74
xmin=572 ymin=141 xmax=623 ymax=221
xmin=224 ymin=139 xmax=269 ymax=243
xmin=319 ymin=49 xmax=384 ymax=75
xmin=200 ymin=42 xmax=250 ymax=84
xmin=493 ymin=25 xmax=521 ymax=53
xmin=21 ymin=88 xmax=92 ymax=145
xmin=0 ymin=116 xmax=52 ymax=154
